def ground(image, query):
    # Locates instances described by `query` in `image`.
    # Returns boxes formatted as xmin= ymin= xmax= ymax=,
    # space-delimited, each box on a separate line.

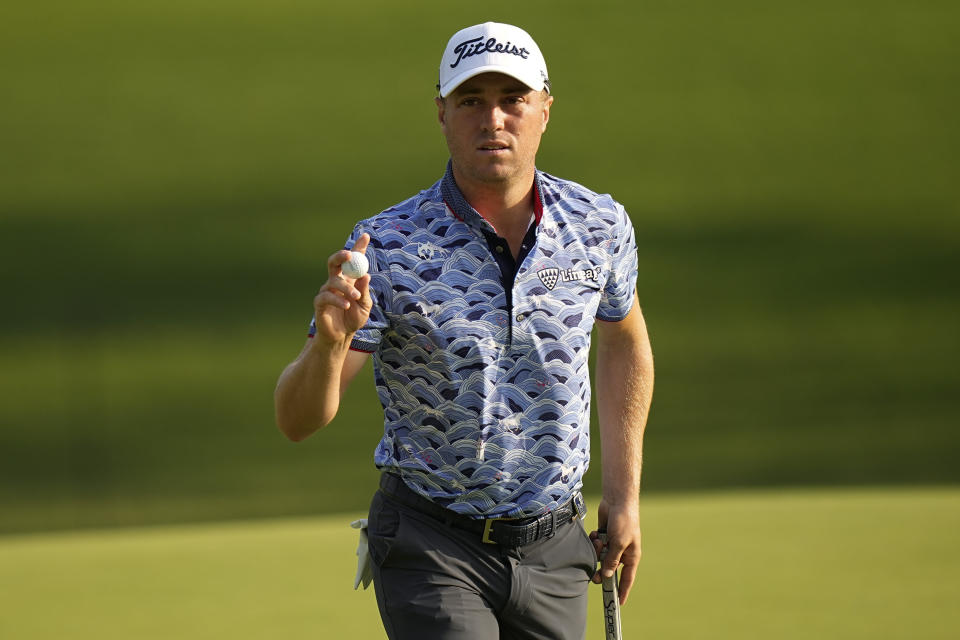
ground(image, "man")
xmin=275 ymin=21 xmax=653 ymax=640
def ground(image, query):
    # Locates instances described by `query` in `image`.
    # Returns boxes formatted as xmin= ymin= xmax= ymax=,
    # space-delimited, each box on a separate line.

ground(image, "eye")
xmin=459 ymin=97 xmax=481 ymax=107
xmin=502 ymin=95 xmax=530 ymax=109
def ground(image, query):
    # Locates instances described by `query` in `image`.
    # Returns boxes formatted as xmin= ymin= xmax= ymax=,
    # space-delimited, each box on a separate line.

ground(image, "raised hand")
xmin=312 ymin=233 xmax=372 ymax=347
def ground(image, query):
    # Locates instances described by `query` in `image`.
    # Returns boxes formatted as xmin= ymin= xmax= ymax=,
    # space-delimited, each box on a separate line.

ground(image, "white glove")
xmin=350 ymin=518 xmax=373 ymax=590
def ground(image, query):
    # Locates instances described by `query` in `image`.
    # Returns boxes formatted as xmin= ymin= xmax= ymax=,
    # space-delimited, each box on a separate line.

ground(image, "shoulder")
xmin=537 ymin=171 xmax=630 ymax=228
xmin=352 ymin=179 xmax=450 ymax=246
xmin=368 ymin=185 xmax=444 ymax=228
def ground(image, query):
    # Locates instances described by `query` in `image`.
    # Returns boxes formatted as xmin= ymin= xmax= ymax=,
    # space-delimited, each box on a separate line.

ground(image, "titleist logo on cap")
xmin=450 ymin=36 xmax=531 ymax=69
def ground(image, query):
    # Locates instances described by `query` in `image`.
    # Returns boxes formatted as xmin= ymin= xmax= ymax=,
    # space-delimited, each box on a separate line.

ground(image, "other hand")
xmin=590 ymin=498 xmax=642 ymax=605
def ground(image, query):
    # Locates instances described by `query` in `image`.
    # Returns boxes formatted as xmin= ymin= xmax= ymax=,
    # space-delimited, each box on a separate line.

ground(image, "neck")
xmin=452 ymin=165 xmax=536 ymax=234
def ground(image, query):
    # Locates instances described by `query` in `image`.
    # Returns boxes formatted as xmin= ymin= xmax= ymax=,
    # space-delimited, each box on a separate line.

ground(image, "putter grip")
xmin=598 ymin=531 xmax=623 ymax=640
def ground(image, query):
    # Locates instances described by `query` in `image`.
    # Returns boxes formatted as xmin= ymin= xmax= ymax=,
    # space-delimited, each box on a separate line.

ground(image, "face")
xmin=436 ymin=72 xmax=553 ymax=191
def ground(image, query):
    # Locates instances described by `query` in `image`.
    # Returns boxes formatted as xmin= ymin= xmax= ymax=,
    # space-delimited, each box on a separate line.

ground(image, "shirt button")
xmin=516 ymin=314 xmax=525 ymax=322
xmin=495 ymin=245 xmax=505 ymax=254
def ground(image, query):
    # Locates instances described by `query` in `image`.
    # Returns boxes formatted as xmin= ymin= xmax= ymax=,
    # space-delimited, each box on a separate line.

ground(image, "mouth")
xmin=477 ymin=141 xmax=510 ymax=153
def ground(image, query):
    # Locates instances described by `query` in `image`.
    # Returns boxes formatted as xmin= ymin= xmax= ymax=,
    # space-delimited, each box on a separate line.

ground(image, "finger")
xmin=599 ymin=532 xmax=625 ymax=579
xmin=601 ymin=549 xmax=623 ymax=580
xmin=354 ymin=274 xmax=372 ymax=305
xmin=618 ymin=562 xmax=638 ymax=605
xmin=314 ymin=289 xmax=352 ymax=311
xmin=351 ymin=233 xmax=371 ymax=254
xmin=591 ymin=549 xmax=604 ymax=583
xmin=594 ymin=530 xmax=617 ymax=584
xmin=592 ymin=538 xmax=604 ymax=556
xmin=323 ymin=273 xmax=363 ymax=301
xmin=590 ymin=534 xmax=605 ymax=560
xmin=327 ymin=249 xmax=353 ymax=276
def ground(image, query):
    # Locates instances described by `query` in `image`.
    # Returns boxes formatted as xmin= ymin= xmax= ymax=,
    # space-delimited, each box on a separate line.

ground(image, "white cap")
xmin=437 ymin=22 xmax=549 ymax=98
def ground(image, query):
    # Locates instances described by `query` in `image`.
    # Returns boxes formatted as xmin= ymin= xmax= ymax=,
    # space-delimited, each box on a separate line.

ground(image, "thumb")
xmin=601 ymin=549 xmax=622 ymax=579
xmin=352 ymin=232 xmax=371 ymax=254
xmin=598 ymin=532 xmax=622 ymax=579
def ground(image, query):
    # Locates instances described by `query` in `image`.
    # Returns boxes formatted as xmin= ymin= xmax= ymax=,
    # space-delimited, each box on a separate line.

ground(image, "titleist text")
xmin=450 ymin=37 xmax=530 ymax=68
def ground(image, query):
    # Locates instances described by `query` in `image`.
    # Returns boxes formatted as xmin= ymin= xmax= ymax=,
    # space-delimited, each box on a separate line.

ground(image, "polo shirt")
xmin=312 ymin=163 xmax=638 ymax=518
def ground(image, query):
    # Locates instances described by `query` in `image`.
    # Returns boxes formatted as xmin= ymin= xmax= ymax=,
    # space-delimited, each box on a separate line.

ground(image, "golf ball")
xmin=341 ymin=251 xmax=369 ymax=279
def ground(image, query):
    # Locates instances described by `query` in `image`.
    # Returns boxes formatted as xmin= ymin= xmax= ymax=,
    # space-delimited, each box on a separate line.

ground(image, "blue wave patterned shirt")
xmin=321 ymin=164 xmax=638 ymax=518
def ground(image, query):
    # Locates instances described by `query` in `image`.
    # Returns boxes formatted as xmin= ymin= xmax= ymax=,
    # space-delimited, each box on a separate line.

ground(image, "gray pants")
xmin=366 ymin=488 xmax=598 ymax=640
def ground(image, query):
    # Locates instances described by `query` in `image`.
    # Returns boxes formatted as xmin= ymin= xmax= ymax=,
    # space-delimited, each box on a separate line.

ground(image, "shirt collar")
xmin=440 ymin=160 xmax=545 ymax=235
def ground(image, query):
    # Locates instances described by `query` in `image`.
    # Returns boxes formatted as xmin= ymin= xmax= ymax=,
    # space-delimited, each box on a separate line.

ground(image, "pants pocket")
xmin=576 ymin=520 xmax=599 ymax=570
xmin=367 ymin=490 xmax=402 ymax=567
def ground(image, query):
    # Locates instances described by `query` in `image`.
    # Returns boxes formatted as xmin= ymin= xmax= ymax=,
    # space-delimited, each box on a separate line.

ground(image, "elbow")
xmin=277 ymin=418 xmax=309 ymax=442
xmin=273 ymin=370 xmax=341 ymax=442
xmin=275 ymin=410 xmax=304 ymax=442
xmin=283 ymin=429 xmax=311 ymax=443
xmin=274 ymin=398 xmax=332 ymax=443
xmin=275 ymin=413 xmax=324 ymax=443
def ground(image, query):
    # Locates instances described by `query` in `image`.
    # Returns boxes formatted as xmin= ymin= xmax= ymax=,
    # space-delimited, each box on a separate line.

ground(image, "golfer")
xmin=275 ymin=21 xmax=654 ymax=640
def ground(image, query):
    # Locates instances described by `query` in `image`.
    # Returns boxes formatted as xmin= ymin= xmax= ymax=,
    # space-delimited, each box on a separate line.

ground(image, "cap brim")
xmin=439 ymin=64 xmax=546 ymax=98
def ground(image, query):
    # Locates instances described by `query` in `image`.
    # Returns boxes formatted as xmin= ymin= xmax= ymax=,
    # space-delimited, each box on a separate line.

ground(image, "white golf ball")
xmin=341 ymin=251 xmax=369 ymax=279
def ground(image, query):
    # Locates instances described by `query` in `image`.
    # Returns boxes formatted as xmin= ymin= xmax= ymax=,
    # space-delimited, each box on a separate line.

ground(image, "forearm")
xmin=590 ymin=303 xmax=654 ymax=599
xmin=276 ymin=233 xmax=374 ymax=441
xmin=274 ymin=336 xmax=353 ymax=441
xmin=595 ymin=308 xmax=654 ymax=507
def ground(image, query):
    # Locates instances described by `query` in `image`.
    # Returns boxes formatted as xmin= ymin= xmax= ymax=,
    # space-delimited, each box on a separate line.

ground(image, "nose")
xmin=480 ymin=104 xmax=505 ymax=132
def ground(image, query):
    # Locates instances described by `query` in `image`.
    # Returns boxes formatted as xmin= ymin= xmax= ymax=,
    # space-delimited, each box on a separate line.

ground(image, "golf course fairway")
xmin=2 ymin=487 xmax=956 ymax=639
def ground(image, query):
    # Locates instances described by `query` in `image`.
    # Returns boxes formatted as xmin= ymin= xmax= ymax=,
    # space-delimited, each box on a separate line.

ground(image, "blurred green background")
xmin=2 ymin=0 xmax=958 ymax=637
xmin=2 ymin=0 xmax=956 ymax=532
xmin=0 ymin=0 xmax=960 ymax=640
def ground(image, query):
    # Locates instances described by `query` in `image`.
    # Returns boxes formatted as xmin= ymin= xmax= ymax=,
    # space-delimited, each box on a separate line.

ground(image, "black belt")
xmin=378 ymin=473 xmax=586 ymax=547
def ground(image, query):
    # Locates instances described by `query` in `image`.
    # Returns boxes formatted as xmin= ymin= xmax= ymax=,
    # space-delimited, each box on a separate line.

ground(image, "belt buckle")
xmin=481 ymin=518 xmax=501 ymax=544
xmin=573 ymin=492 xmax=586 ymax=519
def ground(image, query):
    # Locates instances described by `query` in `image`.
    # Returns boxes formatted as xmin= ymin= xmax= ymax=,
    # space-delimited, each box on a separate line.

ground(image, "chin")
xmin=453 ymin=157 xmax=521 ymax=186
xmin=475 ymin=163 xmax=517 ymax=182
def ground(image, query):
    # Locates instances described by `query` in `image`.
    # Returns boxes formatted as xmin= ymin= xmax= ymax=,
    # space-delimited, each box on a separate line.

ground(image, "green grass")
xmin=2 ymin=488 xmax=958 ymax=639
xmin=1 ymin=0 xmax=958 ymax=532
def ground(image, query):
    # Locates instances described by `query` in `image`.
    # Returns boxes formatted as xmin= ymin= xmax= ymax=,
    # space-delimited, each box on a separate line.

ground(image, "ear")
xmin=435 ymin=96 xmax=446 ymax=129
xmin=541 ymin=94 xmax=553 ymax=133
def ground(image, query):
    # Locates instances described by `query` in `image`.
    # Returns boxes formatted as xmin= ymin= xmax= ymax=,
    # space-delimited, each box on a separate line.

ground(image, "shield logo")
xmin=537 ymin=268 xmax=560 ymax=290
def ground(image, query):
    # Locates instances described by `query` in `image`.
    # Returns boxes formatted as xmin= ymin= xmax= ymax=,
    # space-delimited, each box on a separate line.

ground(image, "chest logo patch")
xmin=538 ymin=268 xmax=560 ymax=290
xmin=536 ymin=266 xmax=602 ymax=290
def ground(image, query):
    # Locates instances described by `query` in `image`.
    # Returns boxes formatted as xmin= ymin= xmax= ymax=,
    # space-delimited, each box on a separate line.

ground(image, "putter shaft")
xmin=598 ymin=531 xmax=623 ymax=640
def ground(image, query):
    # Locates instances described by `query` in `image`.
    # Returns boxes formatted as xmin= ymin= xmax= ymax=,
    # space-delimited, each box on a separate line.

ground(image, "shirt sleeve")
xmin=596 ymin=201 xmax=638 ymax=322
